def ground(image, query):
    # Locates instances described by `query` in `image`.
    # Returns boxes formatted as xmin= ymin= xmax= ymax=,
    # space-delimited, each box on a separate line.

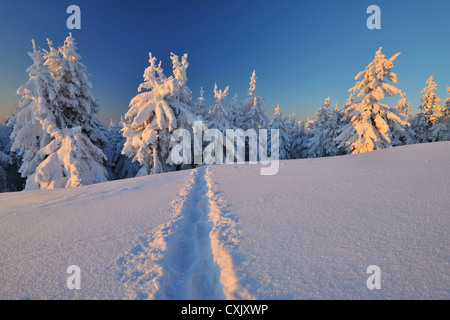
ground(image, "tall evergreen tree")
xmin=445 ymin=87 xmax=450 ymax=117
xmin=394 ymin=91 xmax=412 ymax=121
xmin=429 ymin=86 xmax=450 ymax=142
xmin=304 ymin=97 xmax=339 ymax=158
xmin=204 ymin=84 xmax=233 ymax=130
xmin=240 ymin=70 xmax=269 ymax=130
xmin=228 ymin=92 xmax=241 ymax=129
xmin=335 ymin=47 xmax=410 ymax=154
xmin=9 ymin=36 xmax=109 ymax=189
xmin=289 ymin=119 xmax=306 ymax=159
xmin=104 ymin=119 xmax=140 ymax=180
xmin=47 ymin=33 xmax=107 ymax=147
xmin=7 ymin=40 xmax=57 ymax=185
xmin=122 ymin=52 xmax=195 ymax=175
xmin=327 ymin=102 xmax=343 ymax=156
xmin=270 ymin=105 xmax=291 ymax=160
xmin=194 ymin=87 xmax=207 ymax=120
xmin=412 ymin=76 xmax=444 ymax=143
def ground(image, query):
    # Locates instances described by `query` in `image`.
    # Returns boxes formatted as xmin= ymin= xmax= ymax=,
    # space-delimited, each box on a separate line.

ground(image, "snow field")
xmin=210 ymin=142 xmax=449 ymax=299
xmin=0 ymin=141 xmax=448 ymax=299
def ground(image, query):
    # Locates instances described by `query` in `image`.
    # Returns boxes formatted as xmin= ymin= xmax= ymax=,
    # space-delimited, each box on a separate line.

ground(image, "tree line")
xmin=0 ymin=35 xmax=448 ymax=192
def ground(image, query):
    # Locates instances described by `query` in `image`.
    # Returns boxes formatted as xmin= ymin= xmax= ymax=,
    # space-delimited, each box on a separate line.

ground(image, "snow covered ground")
xmin=0 ymin=141 xmax=448 ymax=300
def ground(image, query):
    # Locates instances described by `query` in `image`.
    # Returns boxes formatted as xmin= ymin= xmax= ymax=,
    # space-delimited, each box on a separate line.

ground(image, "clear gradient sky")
xmin=0 ymin=0 xmax=449 ymax=124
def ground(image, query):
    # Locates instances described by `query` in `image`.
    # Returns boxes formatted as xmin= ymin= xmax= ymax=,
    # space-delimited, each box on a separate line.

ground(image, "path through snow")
xmin=116 ymin=166 xmax=252 ymax=300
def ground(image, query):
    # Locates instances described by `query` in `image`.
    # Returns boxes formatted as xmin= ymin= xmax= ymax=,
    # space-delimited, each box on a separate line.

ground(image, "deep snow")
xmin=0 ymin=142 xmax=448 ymax=299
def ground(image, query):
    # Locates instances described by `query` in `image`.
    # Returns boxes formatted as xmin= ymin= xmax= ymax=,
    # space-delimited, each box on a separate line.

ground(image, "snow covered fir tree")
xmin=121 ymin=52 xmax=196 ymax=175
xmin=269 ymin=105 xmax=291 ymax=160
xmin=7 ymin=34 xmax=109 ymax=190
xmin=303 ymin=97 xmax=341 ymax=158
xmin=430 ymin=86 xmax=450 ymax=141
xmin=204 ymin=84 xmax=233 ymax=130
xmin=239 ymin=70 xmax=270 ymax=131
xmin=412 ymin=76 xmax=448 ymax=143
xmin=104 ymin=119 xmax=140 ymax=180
xmin=1 ymin=41 xmax=449 ymax=193
xmin=335 ymin=47 xmax=413 ymax=154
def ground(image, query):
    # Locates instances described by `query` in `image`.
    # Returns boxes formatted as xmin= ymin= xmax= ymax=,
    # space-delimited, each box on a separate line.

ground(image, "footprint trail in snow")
xmin=116 ymin=166 xmax=253 ymax=300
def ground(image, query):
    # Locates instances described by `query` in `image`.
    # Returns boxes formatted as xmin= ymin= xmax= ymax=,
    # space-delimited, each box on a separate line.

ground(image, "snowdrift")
xmin=0 ymin=141 xmax=449 ymax=299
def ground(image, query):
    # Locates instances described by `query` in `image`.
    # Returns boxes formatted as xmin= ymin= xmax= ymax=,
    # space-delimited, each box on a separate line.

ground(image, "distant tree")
xmin=270 ymin=105 xmax=291 ymax=160
xmin=445 ymin=87 xmax=450 ymax=117
xmin=304 ymin=97 xmax=340 ymax=158
xmin=228 ymin=92 xmax=241 ymax=129
xmin=429 ymin=86 xmax=450 ymax=142
xmin=104 ymin=119 xmax=140 ymax=180
xmin=412 ymin=76 xmax=444 ymax=143
xmin=194 ymin=87 xmax=207 ymax=120
xmin=204 ymin=84 xmax=233 ymax=130
xmin=327 ymin=102 xmax=343 ymax=156
xmin=240 ymin=70 xmax=269 ymax=130
xmin=394 ymin=91 xmax=412 ymax=121
xmin=289 ymin=119 xmax=307 ymax=159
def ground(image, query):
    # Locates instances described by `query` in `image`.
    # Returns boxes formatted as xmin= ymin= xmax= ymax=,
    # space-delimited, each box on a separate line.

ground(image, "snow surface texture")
xmin=0 ymin=142 xmax=449 ymax=299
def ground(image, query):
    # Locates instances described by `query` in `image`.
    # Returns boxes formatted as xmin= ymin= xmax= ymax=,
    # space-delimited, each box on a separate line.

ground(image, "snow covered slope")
xmin=0 ymin=142 xmax=449 ymax=299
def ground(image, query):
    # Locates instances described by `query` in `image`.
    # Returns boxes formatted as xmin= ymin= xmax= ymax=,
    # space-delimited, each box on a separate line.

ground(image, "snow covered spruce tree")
xmin=104 ymin=119 xmax=140 ymax=180
xmin=304 ymin=97 xmax=340 ymax=158
xmin=240 ymin=70 xmax=269 ymax=130
xmin=444 ymin=86 xmax=450 ymax=118
xmin=304 ymin=98 xmax=330 ymax=158
xmin=391 ymin=91 xmax=415 ymax=145
xmin=235 ymin=70 xmax=270 ymax=162
xmin=269 ymin=105 xmax=291 ymax=160
xmin=202 ymin=84 xmax=237 ymax=164
xmin=204 ymin=84 xmax=233 ymax=130
xmin=412 ymin=76 xmax=445 ymax=143
xmin=7 ymin=40 xmax=56 ymax=184
xmin=45 ymin=34 xmax=108 ymax=147
xmin=8 ymin=36 xmax=109 ymax=189
xmin=194 ymin=87 xmax=207 ymax=120
xmin=228 ymin=92 xmax=241 ymax=129
xmin=289 ymin=118 xmax=306 ymax=159
xmin=328 ymin=103 xmax=344 ymax=155
xmin=429 ymin=86 xmax=450 ymax=142
xmin=394 ymin=91 xmax=412 ymax=121
xmin=122 ymin=52 xmax=196 ymax=175
xmin=285 ymin=113 xmax=299 ymax=159
xmin=336 ymin=47 xmax=412 ymax=154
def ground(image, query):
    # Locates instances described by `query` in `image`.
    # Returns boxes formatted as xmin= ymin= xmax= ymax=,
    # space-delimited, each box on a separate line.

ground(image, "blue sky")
xmin=0 ymin=0 xmax=449 ymax=124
